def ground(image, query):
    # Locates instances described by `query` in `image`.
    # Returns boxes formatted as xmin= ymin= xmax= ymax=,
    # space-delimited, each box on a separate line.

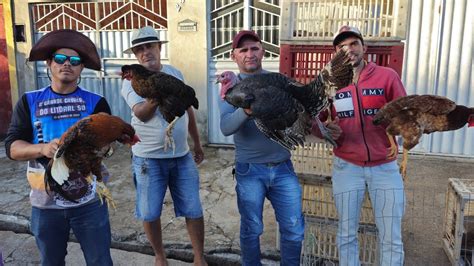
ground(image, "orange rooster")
xmin=373 ymin=94 xmax=474 ymax=180
xmin=45 ymin=113 xmax=140 ymax=206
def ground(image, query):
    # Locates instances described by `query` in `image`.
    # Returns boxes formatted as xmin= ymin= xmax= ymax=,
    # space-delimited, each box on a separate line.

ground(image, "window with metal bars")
xmin=210 ymin=0 xmax=281 ymax=60
xmin=31 ymin=0 xmax=168 ymax=32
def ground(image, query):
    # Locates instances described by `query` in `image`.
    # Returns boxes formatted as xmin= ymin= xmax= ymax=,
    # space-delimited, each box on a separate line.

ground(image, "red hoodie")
xmin=313 ymin=62 xmax=407 ymax=167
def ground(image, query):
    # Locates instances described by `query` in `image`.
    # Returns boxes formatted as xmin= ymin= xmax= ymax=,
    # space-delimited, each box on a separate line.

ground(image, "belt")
xmin=263 ymin=161 xmax=284 ymax=167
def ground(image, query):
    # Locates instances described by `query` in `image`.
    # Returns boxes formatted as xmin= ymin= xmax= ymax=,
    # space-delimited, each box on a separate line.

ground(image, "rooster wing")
xmin=224 ymin=74 xmax=309 ymax=149
xmin=289 ymin=48 xmax=354 ymax=117
xmin=252 ymin=85 xmax=308 ymax=149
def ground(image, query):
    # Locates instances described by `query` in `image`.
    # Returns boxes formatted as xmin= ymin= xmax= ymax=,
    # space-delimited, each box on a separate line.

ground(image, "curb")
xmin=0 ymin=213 xmax=279 ymax=265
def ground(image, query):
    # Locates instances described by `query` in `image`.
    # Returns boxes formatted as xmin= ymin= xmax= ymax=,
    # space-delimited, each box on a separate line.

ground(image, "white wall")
xmin=402 ymin=0 xmax=473 ymax=157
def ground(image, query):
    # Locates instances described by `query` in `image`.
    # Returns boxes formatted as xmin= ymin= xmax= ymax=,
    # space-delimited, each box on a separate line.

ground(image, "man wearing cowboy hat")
xmin=121 ymin=26 xmax=206 ymax=265
xmin=5 ymin=29 xmax=113 ymax=265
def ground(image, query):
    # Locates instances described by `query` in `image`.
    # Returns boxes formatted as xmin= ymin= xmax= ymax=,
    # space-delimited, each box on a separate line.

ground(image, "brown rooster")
xmin=121 ymin=64 xmax=199 ymax=152
xmin=45 ymin=113 xmax=140 ymax=206
xmin=373 ymin=94 xmax=474 ymax=180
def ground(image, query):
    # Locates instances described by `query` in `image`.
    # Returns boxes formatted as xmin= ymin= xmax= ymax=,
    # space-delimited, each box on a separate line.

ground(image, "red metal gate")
xmin=280 ymin=44 xmax=405 ymax=84
xmin=0 ymin=3 xmax=13 ymax=139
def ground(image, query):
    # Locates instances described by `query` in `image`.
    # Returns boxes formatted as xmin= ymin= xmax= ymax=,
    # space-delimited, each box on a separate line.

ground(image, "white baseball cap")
xmin=123 ymin=26 xmax=168 ymax=54
xmin=333 ymin=25 xmax=364 ymax=46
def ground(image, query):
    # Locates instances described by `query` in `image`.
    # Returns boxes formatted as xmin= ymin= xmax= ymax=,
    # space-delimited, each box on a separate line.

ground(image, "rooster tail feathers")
xmin=299 ymin=48 xmax=352 ymax=117
xmin=315 ymin=118 xmax=338 ymax=147
xmin=321 ymin=48 xmax=354 ymax=93
xmin=254 ymin=119 xmax=304 ymax=151
xmin=44 ymin=157 xmax=79 ymax=203
xmin=469 ymin=108 xmax=474 ymax=127
xmin=302 ymin=76 xmax=330 ymax=117
xmin=44 ymin=159 xmax=54 ymax=195
xmin=50 ymin=150 xmax=70 ymax=186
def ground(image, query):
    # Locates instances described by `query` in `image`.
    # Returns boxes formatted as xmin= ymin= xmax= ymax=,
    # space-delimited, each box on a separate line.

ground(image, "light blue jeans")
xmin=235 ymin=160 xmax=305 ymax=266
xmin=132 ymin=153 xmax=203 ymax=221
xmin=332 ymin=157 xmax=405 ymax=266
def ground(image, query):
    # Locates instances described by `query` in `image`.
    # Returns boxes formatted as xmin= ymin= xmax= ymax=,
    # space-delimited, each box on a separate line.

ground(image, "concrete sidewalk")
xmin=0 ymin=230 xmax=191 ymax=265
xmin=0 ymin=144 xmax=280 ymax=265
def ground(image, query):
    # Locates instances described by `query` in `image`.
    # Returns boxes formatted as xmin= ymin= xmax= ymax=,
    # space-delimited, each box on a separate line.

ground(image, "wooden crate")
xmin=300 ymin=174 xmax=376 ymax=226
xmin=280 ymin=0 xmax=409 ymax=44
xmin=290 ymin=141 xmax=375 ymax=224
xmin=291 ymin=141 xmax=333 ymax=177
xmin=443 ymin=178 xmax=474 ymax=266
xmin=302 ymin=217 xmax=378 ymax=265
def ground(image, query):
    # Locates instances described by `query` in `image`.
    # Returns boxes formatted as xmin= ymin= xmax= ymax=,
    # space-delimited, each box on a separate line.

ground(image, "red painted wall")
xmin=0 ymin=4 xmax=13 ymax=140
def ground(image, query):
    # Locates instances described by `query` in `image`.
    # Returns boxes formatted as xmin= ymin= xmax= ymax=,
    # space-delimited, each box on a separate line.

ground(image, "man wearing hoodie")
xmin=313 ymin=26 xmax=407 ymax=266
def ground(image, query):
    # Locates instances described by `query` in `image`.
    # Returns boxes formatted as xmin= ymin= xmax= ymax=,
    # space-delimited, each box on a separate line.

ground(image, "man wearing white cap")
xmin=312 ymin=25 xmax=407 ymax=266
xmin=121 ymin=26 xmax=206 ymax=265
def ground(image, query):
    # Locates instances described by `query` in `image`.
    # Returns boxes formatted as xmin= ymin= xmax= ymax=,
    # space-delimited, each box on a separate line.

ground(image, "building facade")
xmin=3 ymin=0 xmax=473 ymax=156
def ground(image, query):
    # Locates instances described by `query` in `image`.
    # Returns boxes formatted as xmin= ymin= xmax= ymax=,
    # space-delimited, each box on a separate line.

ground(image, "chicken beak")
xmin=215 ymin=74 xmax=222 ymax=84
xmin=131 ymin=134 xmax=141 ymax=145
xmin=121 ymin=134 xmax=140 ymax=147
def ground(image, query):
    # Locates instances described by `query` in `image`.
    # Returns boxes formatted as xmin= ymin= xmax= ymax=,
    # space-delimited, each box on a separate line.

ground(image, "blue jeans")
xmin=332 ymin=157 xmax=405 ymax=266
xmin=30 ymin=200 xmax=112 ymax=266
xmin=132 ymin=153 xmax=203 ymax=221
xmin=235 ymin=160 xmax=305 ymax=266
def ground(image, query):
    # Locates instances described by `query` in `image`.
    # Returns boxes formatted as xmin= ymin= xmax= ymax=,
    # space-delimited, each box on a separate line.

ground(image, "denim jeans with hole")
xmin=132 ymin=153 xmax=203 ymax=221
xmin=332 ymin=156 xmax=405 ymax=266
xmin=235 ymin=160 xmax=305 ymax=266
xmin=30 ymin=200 xmax=112 ymax=266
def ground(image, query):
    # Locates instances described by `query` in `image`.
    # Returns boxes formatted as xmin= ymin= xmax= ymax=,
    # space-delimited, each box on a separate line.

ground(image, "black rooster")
xmin=216 ymin=48 xmax=353 ymax=150
xmin=121 ymin=64 xmax=199 ymax=151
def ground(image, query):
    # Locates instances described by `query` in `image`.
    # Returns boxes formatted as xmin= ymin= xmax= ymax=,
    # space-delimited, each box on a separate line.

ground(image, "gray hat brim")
xmin=123 ymin=39 xmax=168 ymax=54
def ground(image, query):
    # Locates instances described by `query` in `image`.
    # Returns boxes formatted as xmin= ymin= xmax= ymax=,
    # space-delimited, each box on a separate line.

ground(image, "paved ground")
xmin=0 ymin=143 xmax=279 ymax=265
xmin=0 ymin=142 xmax=473 ymax=265
xmin=0 ymin=230 xmax=191 ymax=266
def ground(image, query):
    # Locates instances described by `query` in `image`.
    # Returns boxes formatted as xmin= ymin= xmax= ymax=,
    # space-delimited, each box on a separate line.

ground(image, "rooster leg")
xmin=85 ymin=175 xmax=116 ymax=210
xmin=96 ymin=181 xmax=116 ymax=210
xmin=327 ymin=108 xmax=332 ymax=123
xmin=315 ymin=118 xmax=338 ymax=147
xmin=399 ymin=148 xmax=409 ymax=183
xmin=386 ymin=132 xmax=398 ymax=159
xmin=164 ymin=116 xmax=179 ymax=154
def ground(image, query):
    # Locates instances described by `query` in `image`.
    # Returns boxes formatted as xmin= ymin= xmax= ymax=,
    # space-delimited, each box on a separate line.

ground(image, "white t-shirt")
xmin=121 ymin=64 xmax=190 ymax=158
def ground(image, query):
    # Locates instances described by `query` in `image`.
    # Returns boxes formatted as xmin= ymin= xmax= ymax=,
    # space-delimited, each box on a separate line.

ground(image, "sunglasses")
xmin=52 ymin=54 xmax=82 ymax=66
